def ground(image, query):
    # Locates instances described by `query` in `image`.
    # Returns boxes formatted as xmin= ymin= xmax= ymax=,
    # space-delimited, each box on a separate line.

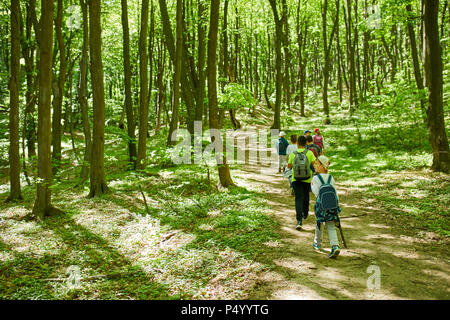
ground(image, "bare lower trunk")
xmin=33 ymin=0 xmax=63 ymax=218
xmin=423 ymin=0 xmax=450 ymax=173
xmin=121 ymin=0 xmax=137 ymax=168
xmin=208 ymin=0 xmax=234 ymax=188
xmin=79 ymin=0 xmax=91 ymax=183
xmin=88 ymin=0 xmax=109 ymax=197
xmin=8 ymin=0 xmax=22 ymax=201
xmin=137 ymin=0 xmax=150 ymax=167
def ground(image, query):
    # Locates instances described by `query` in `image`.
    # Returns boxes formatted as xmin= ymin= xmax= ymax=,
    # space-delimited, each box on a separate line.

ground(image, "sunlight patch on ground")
xmin=421 ymin=269 xmax=450 ymax=284
xmin=367 ymin=224 xmax=391 ymax=229
xmin=273 ymin=257 xmax=317 ymax=274
xmin=270 ymin=283 xmax=326 ymax=300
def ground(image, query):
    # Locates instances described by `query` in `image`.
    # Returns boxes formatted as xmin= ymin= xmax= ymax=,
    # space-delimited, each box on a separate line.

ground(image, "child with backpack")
xmin=305 ymin=135 xmax=322 ymax=158
xmin=276 ymin=131 xmax=289 ymax=173
xmin=311 ymin=155 xmax=341 ymax=259
xmin=287 ymin=135 xmax=318 ymax=230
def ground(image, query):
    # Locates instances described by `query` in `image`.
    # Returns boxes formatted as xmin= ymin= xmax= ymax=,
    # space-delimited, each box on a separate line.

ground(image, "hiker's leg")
xmin=288 ymin=176 xmax=293 ymax=194
xmin=301 ymin=182 xmax=310 ymax=218
xmin=325 ymin=221 xmax=339 ymax=247
xmin=292 ymin=181 xmax=304 ymax=224
xmin=279 ymin=155 xmax=286 ymax=172
xmin=314 ymin=223 xmax=323 ymax=247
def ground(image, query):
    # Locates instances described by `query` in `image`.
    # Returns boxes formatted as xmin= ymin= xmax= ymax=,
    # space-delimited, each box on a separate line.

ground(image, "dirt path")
xmin=232 ymin=129 xmax=450 ymax=300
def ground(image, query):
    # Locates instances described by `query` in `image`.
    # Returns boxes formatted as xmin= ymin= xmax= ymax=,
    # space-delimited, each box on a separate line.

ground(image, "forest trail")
xmin=232 ymin=128 xmax=450 ymax=300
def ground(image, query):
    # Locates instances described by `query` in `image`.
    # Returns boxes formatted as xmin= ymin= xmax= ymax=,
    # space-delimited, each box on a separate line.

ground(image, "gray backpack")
xmin=293 ymin=150 xmax=310 ymax=180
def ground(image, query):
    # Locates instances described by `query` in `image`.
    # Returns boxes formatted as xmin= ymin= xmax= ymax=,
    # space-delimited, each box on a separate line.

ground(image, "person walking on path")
xmin=286 ymin=134 xmax=298 ymax=158
xmin=287 ymin=135 xmax=318 ymax=230
xmin=311 ymin=155 xmax=341 ymax=259
xmin=305 ymin=135 xmax=322 ymax=158
xmin=313 ymin=128 xmax=325 ymax=155
xmin=276 ymin=131 xmax=289 ymax=173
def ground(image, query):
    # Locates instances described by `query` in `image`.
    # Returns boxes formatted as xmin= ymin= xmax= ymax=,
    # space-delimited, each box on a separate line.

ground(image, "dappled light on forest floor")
xmin=231 ymin=129 xmax=450 ymax=300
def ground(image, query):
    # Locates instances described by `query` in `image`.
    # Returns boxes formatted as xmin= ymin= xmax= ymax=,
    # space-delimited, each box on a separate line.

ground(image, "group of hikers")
xmin=276 ymin=128 xmax=342 ymax=259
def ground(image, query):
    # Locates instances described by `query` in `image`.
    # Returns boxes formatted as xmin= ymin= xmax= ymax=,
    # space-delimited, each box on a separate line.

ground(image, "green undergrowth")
xmin=0 ymin=128 xmax=279 ymax=299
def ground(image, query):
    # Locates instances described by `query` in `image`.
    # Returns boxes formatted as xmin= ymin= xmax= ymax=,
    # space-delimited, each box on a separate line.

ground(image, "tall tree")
xmin=78 ymin=0 xmax=91 ymax=182
xmin=121 ymin=0 xmax=137 ymax=169
xmin=158 ymin=0 xmax=196 ymax=134
xmin=21 ymin=1 xmax=37 ymax=161
xmin=296 ymin=1 xmax=308 ymax=117
xmin=268 ymin=0 xmax=282 ymax=130
xmin=167 ymin=0 xmax=182 ymax=146
xmin=88 ymin=0 xmax=109 ymax=196
xmin=423 ymin=0 xmax=450 ymax=173
xmin=281 ymin=0 xmax=291 ymax=107
xmin=51 ymin=0 xmax=67 ymax=173
xmin=196 ymin=0 xmax=207 ymax=124
xmin=406 ymin=3 xmax=426 ymax=119
xmin=33 ymin=0 xmax=62 ymax=218
xmin=344 ymin=0 xmax=357 ymax=114
xmin=321 ymin=0 xmax=339 ymax=124
xmin=137 ymin=0 xmax=150 ymax=167
xmin=208 ymin=0 xmax=234 ymax=188
xmin=8 ymin=0 xmax=22 ymax=201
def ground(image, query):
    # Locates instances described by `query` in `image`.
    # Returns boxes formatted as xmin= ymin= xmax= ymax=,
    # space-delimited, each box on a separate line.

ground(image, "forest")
xmin=0 ymin=0 xmax=449 ymax=300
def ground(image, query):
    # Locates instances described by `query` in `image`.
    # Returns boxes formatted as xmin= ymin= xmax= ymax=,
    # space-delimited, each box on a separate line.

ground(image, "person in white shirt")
xmin=311 ymin=155 xmax=341 ymax=259
xmin=286 ymin=134 xmax=298 ymax=158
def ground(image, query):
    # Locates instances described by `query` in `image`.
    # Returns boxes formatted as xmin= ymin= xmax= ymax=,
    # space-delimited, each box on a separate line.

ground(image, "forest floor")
xmin=0 ymin=102 xmax=449 ymax=300
xmin=232 ymin=128 xmax=450 ymax=299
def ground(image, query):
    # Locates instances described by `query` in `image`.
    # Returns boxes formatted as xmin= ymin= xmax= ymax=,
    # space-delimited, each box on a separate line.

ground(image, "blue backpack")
xmin=317 ymin=174 xmax=339 ymax=213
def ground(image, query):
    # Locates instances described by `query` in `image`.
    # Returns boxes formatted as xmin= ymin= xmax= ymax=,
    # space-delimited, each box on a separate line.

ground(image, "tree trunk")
xmin=136 ymin=0 xmax=150 ymax=167
xmin=363 ymin=0 xmax=370 ymax=96
xmin=148 ymin=0 xmax=155 ymax=131
xmin=208 ymin=0 xmax=234 ymax=188
xmin=344 ymin=0 xmax=357 ymax=115
xmin=33 ymin=0 xmax=62 ymax=218
xmin=120 ymin=0 xmax=137 ymax=168
xmin=88 ymin=0 xmax=109 ymax=197
xmin=196 ymin=0 xmax=207 ymax=124
xmin=22 ymin=2 xmax=37 ymax=161
xmin=321 ymin=0 xmax=338 ymax=124
xmin=156 ymin=41 xmax=166 ymax=131
xmin=423 ymin=0 xmax=450 ymax=173
xmin=52 ymin=0 xmax=67 ymax=174
xmin=269 ymin=0 xmax=282 ymax=130
xmin=281 ymin=0 xmax=291 ymax=108
xmin=8 ymin=0 xmax=22 ymax=201
xmin=167 ymin=0 xmax=183 ymax=146
xmin=406 ymin=4 xmax=426 ymax=121
xmin=79 ymin=0 xmax=91 ymax=183
xmin=158 ymin=0 xmax=196 ymax=134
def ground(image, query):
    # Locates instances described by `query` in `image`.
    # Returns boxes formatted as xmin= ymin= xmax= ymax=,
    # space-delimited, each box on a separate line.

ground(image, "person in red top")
xmin=313 ymin=128 xmax=325 ymax=155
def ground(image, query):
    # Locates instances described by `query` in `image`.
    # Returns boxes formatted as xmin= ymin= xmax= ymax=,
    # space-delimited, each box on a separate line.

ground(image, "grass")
xmin=0 ymin=81 xmax=449 ymax=299
xmin=0 ymin=128 xmax=279 ymax=300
